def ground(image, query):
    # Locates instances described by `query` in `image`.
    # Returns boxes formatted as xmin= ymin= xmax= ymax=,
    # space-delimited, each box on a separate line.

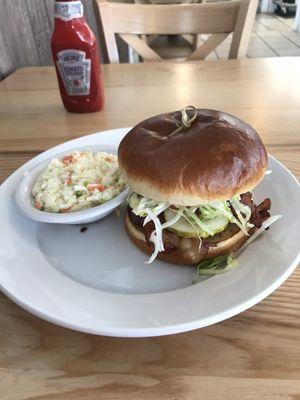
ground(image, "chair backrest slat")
xmin=120 ymin=34 xmax=163 ymax=61
xmin=95 ymin=0 xmax=258 ymax=63
xmin=229 ymin=0 xmax=257 ymax=58
xmin=188 ymin=33 xmax=229 ymax=60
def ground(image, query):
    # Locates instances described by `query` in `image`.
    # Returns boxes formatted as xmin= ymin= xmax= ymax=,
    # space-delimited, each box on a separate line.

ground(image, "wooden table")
xmin=0 ymin=58 xmax=299 ymax=400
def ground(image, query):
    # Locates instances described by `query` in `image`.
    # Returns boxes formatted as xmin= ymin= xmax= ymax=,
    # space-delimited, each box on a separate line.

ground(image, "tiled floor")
xmin=140 ymin=12 xmax=300 ymax=61
xmin=211 ymin=12 xmax=300 ymax=59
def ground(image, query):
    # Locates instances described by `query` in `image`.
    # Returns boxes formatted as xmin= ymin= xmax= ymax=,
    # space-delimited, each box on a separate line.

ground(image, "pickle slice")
xmin=164 ymin=209 xmax=229 ymax=238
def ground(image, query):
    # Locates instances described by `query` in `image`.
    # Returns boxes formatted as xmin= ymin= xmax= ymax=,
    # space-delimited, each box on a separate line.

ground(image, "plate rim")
xmin=1 ymin=254 xmax=299 ymax=338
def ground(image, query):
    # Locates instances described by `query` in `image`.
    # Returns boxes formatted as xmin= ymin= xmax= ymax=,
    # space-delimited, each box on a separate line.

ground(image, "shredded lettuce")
xmin=174 ymin=208 xmax=203 ymax=249
xmin=127 ymin=193 xmax=169 ymax=263
xmin=199 ymin=205 xmax=220 ymax=220
xmin=183 ymin=207 xmax=215 ymax=236
xmin=128 ymin=192 xmax=282 ymax=282
xmin=144 ymin=210 xmax=164 ymax=264
xmin=192 ymin=214 xmax=282 ymax=282
xmin=209 ymin=200 xmax=251 ymax=235
xmin=128 ymin=192 xmax=255 ymax=263
xmin=193 ymin=253 xmax=237 ymax=282
xmin=230 ymin=199 xmax=253 ymax=231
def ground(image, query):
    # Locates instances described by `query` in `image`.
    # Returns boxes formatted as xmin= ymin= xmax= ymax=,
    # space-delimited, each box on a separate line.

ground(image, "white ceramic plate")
xmin=0 ymin=128 xmax=299 ymax=337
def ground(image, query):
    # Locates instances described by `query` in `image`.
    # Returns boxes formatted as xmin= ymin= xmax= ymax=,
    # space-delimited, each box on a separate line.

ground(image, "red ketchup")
xmin=51 ymin=0 xmax=104 ymax=113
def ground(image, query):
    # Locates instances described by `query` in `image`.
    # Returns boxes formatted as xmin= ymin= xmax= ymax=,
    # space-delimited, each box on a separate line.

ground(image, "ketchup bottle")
xmin=51 ymin=0 xmax=104 ymax=113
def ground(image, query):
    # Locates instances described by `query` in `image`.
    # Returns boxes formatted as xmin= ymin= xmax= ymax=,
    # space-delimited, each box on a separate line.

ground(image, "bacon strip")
xmin=240 ymin=192 xmax=271 ymax=228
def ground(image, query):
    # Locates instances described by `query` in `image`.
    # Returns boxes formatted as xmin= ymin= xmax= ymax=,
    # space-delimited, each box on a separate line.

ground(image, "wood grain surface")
xmin=0 ymin=59 xmax=299 ymax=400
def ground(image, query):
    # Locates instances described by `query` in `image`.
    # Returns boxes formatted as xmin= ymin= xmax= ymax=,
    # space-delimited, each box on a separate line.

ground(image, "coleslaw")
xmin=32 ymin=150 xmax=126 ymax=213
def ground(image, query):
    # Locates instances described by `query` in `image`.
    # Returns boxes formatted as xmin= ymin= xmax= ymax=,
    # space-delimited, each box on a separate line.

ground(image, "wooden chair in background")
xmin=94 ymin=0 xmax=258 ymax=63
xmin=133 ymin=0 xmax=233 ymax=57
xmin=133 ymin=0 xmax=202 ymax=57
xmin=134 ymin=0 xmax=199 ymax=3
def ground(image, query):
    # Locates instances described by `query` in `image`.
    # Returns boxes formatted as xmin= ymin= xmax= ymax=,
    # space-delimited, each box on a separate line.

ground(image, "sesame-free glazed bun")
xmin=118 ymin=109 xmax=268 ymax=205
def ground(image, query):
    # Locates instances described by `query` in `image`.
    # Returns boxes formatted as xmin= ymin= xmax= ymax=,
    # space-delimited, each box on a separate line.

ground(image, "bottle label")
xmin=56 ymin=50 xmax=91 ymax=96
xmin=54 ymin=1 xmax=83 ymax=21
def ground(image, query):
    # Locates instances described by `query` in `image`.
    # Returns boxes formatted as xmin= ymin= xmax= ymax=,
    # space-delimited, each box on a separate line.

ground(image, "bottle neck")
xmin=54 ymin=0 xmax=84 ymax=22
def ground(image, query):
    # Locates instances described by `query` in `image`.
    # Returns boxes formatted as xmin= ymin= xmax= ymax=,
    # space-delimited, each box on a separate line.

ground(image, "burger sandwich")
xmin=118 ymin=107 xmax=281 ymax=273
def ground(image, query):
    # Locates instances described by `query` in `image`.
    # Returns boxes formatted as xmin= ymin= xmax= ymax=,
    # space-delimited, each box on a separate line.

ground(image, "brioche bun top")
xmin=118 ymin=108 xmax=268 ymax=205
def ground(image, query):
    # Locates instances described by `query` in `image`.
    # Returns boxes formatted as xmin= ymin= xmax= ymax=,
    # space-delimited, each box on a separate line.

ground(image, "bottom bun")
xmin=125 ymin=211 xmax=249 ymax=266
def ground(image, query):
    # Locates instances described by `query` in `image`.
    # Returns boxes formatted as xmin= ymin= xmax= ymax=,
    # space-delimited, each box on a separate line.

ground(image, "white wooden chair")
xmin=94 ymin=0 xmax=258 ymax=62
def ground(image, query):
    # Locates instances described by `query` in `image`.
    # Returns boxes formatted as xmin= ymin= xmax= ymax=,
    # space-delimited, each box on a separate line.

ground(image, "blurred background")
xmin=1 ymin=0 xmax=300 ymax=80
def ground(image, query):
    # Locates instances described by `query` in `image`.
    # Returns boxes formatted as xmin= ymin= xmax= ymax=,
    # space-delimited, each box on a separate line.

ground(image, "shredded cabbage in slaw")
xmin=32 ymin=151 xmax=126 ymax=213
